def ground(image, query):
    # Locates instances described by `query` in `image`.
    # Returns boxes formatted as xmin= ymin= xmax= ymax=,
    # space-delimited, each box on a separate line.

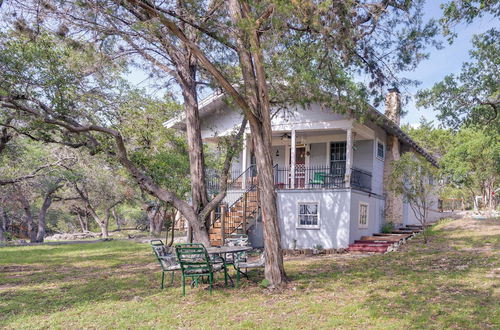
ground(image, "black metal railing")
xmin=351 ymin=168 xmax=372 ymax=192
xmin=206 ymin=165 xmax=257 ymax=194
xmin=206 ymin=165 xmax=372 ymax=192
xmin=273 ymin=165 xmax=372 ymax=192
xmin=209 ymin=165 xmax=260 ymax=240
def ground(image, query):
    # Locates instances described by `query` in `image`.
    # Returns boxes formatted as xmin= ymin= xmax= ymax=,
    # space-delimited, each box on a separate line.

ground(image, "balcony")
xmin=273 ymin=165 xmax=372 ymax=192
xmin=206 ymin=165 xmax=372 ymax=194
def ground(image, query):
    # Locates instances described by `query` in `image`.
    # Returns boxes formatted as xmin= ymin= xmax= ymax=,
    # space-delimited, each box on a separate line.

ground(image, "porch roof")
xmin=163 ymin=93 xmax=438 ymax=167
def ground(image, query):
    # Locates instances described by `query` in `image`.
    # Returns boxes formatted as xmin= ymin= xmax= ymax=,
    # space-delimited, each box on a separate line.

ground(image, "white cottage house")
xmin=165 ymin=89 xmax=444 ymax=249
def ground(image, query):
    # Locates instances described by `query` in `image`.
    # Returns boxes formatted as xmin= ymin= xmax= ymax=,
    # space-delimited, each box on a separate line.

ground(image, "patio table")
xmin=206 ymin=246 xmax=252 ymax=286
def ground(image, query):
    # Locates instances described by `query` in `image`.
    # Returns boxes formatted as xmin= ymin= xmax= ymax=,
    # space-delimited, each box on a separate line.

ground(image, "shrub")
xmin=381 ymin=222 xmax=394 ymax=233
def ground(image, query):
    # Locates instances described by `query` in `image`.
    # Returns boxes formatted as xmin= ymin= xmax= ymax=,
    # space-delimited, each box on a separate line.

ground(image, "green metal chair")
xmin=175 ymin=243 xmax=226 ymax=296
xmin=150 ymin=240 xmax=181 ymax=289
xmin=309 ymin=172 xmax=327 ymax=187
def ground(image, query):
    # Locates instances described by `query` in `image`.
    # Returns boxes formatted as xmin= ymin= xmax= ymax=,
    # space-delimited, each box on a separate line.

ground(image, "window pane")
xmin=306 ymin=204 xmax=317 ymax=215
xmin=298 ymin=203 xmax=319 ymax=226
xmin=377 ymin=142 xmax=384 ymax=158
xmin=359 ymin=204 xmax=368 ymax=225
xmin=330 ymin=142 xmax=347 ymax=176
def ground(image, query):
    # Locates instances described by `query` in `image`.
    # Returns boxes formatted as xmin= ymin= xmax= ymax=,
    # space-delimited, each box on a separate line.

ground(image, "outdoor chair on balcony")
xmin=234 ymin=251 xmax=265 ymax=287
xmin=150 ymin=240 xmax=181 ymax=289
xmin=309 ymin=172 xmax=327 ymax=187
xmin=175 ymin=243 xmax=227 ymax=296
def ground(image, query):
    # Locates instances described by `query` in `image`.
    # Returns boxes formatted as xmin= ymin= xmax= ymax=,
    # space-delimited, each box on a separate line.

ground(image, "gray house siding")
xmin=276 ymin=190 xmax=351 ymax=249
xmin=349 ymin=191 xmax=385 ymax=244
xmin=272 ymin=145 xmax=286 ymax=168
xmin=371 ymin=124 xmax=387 ymax=196
xmin=309 ymin=143 xmax=327 ymax=167
xmin=352 ymin=140 xmax=373 ymax=173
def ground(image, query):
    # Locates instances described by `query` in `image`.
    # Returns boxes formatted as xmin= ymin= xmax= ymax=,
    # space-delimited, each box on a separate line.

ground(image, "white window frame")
xmin=297 ymin=201 xmax=320 ymax=229
xmin=376 ymin=138 xmax=385 ymax=161
xmin=358 ymin=202 xmax=369 ymax=229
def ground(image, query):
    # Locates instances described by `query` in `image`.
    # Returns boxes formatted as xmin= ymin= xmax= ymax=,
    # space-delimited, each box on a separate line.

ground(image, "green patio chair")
xmin=309 ymin=172 xmax=327 ymax=187
xmin=175 ymin=243 xmax=226 ymax=296
xmin=150 ymin=240 xmax=181 ymax=289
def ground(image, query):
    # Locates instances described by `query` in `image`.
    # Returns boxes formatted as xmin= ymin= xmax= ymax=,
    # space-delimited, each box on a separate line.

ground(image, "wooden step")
xmin=348 ymin=246 xmax=388 ymax=253
xmin=391 ymin=230 xmax=418 ymax=234
xmin=354 ymin=240 xmax=393 ymax=245
xmin=361 ymin=236 xmax=403 ymax=242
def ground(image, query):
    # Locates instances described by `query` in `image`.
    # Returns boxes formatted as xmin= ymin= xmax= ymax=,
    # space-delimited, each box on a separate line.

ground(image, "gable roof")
xmin=164 ymin=93 xmax=438 ymax=167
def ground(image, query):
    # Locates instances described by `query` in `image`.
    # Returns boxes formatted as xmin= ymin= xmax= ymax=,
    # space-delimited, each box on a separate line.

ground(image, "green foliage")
xmin=402 ymin=118 xmax=454 ymax=159
xmin=440 ymin=128 xmax=499 ymax=203
xmin=390 ymin=152 xmax=440 ymax=230
xmin=440 ymin=0 xmax=500 ymax=40
xmin=0 ymin=219 xmax=498 ymax=328
xmin=258 ymin=0 xmax=440 ymax=112
xmin=417 ymin=29 xmax=499 ymax=131
xmin=312 ymin=244 xmax=323 ymax=250
xmin=259 ymin=278 xmax=270 ymax=288
xmin=381 ymin=222 xmax=394 ymax=234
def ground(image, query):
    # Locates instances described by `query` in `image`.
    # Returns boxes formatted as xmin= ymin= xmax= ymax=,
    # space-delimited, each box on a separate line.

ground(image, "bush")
xmin=381 ymin=222 xmax=394 ymax=233
xmin=259 ymin=279 xmax=270 ymax=288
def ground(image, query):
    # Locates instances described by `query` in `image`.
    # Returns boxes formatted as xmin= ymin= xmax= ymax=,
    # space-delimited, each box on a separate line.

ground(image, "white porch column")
xmin=241 ymin=134 xmax=248 ymax=190
xmin=290 ymin=129 xmax=296 ymax=189
xmin=345 ymin=128 xmax=353 ymax=188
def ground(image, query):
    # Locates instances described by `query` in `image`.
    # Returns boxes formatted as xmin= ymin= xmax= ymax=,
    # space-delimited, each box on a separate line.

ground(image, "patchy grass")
xmin=1 ymin=218 xmax=498 ymax=329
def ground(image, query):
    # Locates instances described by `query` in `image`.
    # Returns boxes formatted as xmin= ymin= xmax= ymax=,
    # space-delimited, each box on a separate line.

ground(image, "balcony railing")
xmin=206 ymin=165 xmax=257 ymax=194
xmin=206 ymin=165 xmax=372 ymax=193
xmin=273 ymin=165 xmax=372 ymax=192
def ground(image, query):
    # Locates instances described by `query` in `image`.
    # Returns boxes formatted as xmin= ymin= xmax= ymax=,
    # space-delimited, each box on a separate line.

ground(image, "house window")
xmin=297 ymin=202 xmax=320 ymax=229
xmin=376 ymin=139 xmax=385 ymax=160
xmin=359 ymin=202 xmax=369 ymax=228
xmin=330 ymin=142 xmax=346 ymax=176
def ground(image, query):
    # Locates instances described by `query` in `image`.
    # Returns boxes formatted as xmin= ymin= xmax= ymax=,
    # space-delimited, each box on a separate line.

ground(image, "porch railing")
xmin=206 ymin=165 xmax=257 ymax=194
xmin=206 ymin=165 xmax=372 ymax=193
xmin=273 ymin=165 xmax=372 ymax=192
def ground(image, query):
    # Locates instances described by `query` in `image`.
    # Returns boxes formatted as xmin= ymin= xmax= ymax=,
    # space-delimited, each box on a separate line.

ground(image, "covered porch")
xmin=231 ymin=120 xmax=379 ymax=194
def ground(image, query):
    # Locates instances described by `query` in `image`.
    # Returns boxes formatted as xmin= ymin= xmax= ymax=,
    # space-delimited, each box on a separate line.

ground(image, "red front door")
xmin=290 ymin=147 xmax=306 ymax=188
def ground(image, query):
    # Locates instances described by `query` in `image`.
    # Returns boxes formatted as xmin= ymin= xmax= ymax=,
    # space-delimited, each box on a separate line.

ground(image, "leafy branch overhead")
xmin=417 ymin=29 xmax=499 ymax=131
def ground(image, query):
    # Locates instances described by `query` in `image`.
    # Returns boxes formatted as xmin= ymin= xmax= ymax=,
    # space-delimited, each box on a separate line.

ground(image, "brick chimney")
xmin=384 ymin=87 xmax=401 ymax=125
xmin=383 ymin=87 xmax=404 ymax=225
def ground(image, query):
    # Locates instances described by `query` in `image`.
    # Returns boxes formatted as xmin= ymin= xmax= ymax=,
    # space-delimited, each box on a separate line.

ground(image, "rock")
xmin=45 ymin=232 xmax=99 ymax=241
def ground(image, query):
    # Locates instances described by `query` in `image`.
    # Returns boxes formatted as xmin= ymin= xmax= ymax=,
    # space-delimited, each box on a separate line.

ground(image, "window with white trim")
xmin=376 ymin=139 xmax=385 ymax=160
xmin=358 ymin=202 xmax=369 ymax=228
xmin=297 ymin=202 xmax=320 ymax=229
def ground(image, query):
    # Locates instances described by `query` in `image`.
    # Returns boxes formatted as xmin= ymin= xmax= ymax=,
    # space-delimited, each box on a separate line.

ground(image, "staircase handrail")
xmin=209 ymin=165 xmax=259 ymax=230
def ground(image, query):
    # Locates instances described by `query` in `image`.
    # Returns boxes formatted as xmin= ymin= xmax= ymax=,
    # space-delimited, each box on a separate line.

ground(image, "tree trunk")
xmin=87 ymin=207 xmax=108 ymax=239
xmin=0 ymin=206 xmax=5 ymax=242
xmin=36 ymin=193 xmax=53 ymax=243
xmin=147 ymin=203 xmax=162 ymax=236
xmin=226 ymin=0 xmax=287 ymax=287
xmin=19 ymin=193 xmax=36 ymax=242
xmin=167 ymin=208 xmax=176 ymax=247
xmin=77 ymin=213 xmax=86 ymax=232
xmin=99 ymin=223 xmax=109 ymax=239
xmin=178 ymin=61 xmax=209 ymax=217
xmin=112 ymin=208 xmax=121 ymax=231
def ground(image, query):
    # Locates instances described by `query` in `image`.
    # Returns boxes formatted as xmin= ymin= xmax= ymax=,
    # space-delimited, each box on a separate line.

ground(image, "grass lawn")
xmin=1 ymin=217 xmax=498 ymax=329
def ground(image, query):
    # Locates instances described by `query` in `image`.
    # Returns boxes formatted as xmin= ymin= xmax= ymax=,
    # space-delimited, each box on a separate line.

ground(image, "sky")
xmin=399 ymin=1 xmax=499 ymax=126
xmin=126 ymin=1 xmax=499 ymax=127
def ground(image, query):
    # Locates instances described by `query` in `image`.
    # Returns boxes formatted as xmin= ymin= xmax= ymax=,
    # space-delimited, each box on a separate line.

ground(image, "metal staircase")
xmin=208 ymin=166 xmax=260 ymax=246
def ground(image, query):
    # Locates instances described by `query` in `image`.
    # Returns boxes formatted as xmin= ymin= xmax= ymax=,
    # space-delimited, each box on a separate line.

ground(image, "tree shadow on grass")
xmin=0 ymin=242 xmax=166 ymax=325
